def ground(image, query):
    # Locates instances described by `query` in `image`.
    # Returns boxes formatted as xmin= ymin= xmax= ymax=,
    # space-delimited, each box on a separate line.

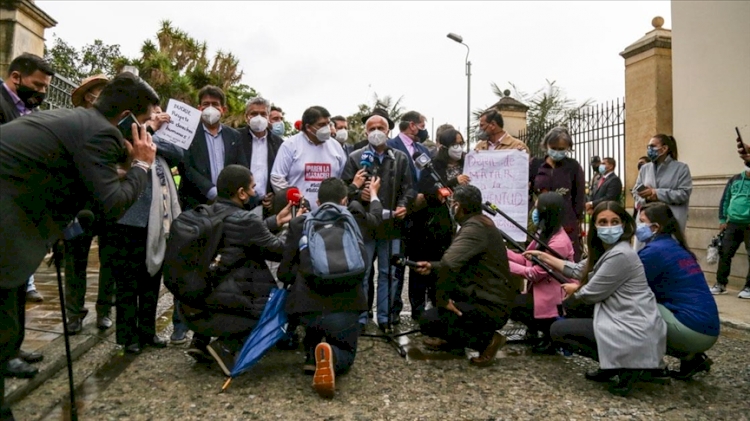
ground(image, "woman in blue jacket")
xmin=637 ymin=202 xmax=720 ymax=380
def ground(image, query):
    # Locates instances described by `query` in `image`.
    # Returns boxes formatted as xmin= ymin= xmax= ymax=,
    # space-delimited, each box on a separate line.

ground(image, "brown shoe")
xmin=470 ymin=333 xmax=506 ymax=367
xmin=422 ymin=336 xmax=449 ymax=350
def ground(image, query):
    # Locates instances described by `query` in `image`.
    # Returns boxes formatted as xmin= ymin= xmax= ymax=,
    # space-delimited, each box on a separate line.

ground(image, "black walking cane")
xmin=52 ymin=239 xmax=78 ymax=421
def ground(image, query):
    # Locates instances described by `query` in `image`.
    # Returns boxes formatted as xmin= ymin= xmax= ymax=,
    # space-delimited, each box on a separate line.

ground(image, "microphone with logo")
xmin=413 ymin=152 xmax=447 ymax=190
xmin=286 ymin=187 xmax=304 ymax=216
xmin=360 ymin=150 xmax=376 ymax=179
xmin=390 ymin=254 xmax=419 ymax=269
xmin=63 ymin=210 xmax=95 ymax=241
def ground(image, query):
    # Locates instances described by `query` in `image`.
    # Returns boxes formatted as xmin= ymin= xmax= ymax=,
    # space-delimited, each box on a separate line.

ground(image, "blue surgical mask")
xmin=270 ymin=121 xmax=285 ymax=137
xmin=596 ymin=225 xmax=624 ymax=245
xmin=598 ymin=164 xmax=606 ymax=175
xmin=548 ymin=149 xmax=567 ymax=162
xmin=531 ymin=209 xmax=540 ymax=226
xmin=646 ymin=146 xmax=661 ymax=162
xmin=635 ymin=223 xmax=655 ymax=243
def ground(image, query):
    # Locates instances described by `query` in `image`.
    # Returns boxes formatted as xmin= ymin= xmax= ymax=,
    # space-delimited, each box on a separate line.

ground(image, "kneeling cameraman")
xmin=414 ymin=185 xmax=517 ymax=367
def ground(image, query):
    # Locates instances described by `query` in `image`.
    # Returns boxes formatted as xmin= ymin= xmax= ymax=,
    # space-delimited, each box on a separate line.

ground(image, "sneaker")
xmin=186 ymin=338 xmax=212 ymax=364
xmin=312 ymin=343 xmax=335 ymax=399
xmin=738 ymin=287 xmax=750 ymax=299
xmin=206 ymin=340 xmax=236 ymax=377
xmin=709 ymin=283 xmax=727 ymax=295
xmin=26 ymin=290 xmax=44 ymax=303
xmin=170 ymin=325 xmax=189 ymax=345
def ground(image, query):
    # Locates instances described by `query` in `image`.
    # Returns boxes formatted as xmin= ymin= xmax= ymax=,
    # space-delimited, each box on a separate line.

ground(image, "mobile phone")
xmin=736 ymin=127 xmax=748 ymax=154
xmin=117 ymin=112 xmax=141 ymax=142
xmin=636 ymin=185 xmax=648 ymax=193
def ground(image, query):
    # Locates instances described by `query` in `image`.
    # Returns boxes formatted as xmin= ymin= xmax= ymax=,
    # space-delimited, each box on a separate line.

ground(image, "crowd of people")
xmin=1 ymin=51 xmax=749 ymax=419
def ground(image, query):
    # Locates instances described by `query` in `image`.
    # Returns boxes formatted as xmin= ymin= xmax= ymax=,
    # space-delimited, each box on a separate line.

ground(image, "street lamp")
xmin=447 ymin=32 xmax=471 ymax=152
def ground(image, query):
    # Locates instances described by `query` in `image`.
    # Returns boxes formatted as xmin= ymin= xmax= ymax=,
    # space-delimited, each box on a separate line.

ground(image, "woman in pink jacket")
xmin=508 ymin=192 xmax=577 ymax=354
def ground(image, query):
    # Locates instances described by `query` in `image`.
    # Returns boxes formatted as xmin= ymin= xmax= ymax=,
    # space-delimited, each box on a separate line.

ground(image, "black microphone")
xmin=412 ymin=152 xmax=446 ymax=188
xmin=390 ymin=254 xmax=419 ymax=269
xmin=482 ymin=202 xmax=498 ymax=216
xmin=63 ymin=210 xmax=95 ymax=240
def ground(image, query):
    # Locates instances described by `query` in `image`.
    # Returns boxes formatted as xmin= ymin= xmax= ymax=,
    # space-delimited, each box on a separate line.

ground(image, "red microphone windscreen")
xmin=286 ymin=187 xmax=302 ymax=205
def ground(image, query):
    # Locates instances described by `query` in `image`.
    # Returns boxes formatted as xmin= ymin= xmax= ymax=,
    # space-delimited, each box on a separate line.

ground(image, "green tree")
xmin=44 ymin=35 xmax=123 ymax=84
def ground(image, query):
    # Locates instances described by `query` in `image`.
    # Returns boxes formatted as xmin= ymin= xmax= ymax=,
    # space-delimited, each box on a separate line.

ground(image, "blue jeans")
xmin=300 ymin=312 xmax=360 ymax=374
xmin=361 ymin=239 xmax=400 ymax=325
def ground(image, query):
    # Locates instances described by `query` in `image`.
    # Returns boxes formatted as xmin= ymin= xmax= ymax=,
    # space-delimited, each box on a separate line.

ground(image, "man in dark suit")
xmin=1 ymin=52 xmax=55 ymax=309
xmin=0 ymin=73 xmax=159 ymax=420
xmin=173 ymin=85 xmax=245 ymax=345
xmin=386 ymin=111 xmax=431 ymax=321
xmin=239 ymin=97 xmax=284 ymax=218
xmin=177 ymin=85 xmax=245 ymax=211
xmin=586 ymin=157 xmax=623 ymax=213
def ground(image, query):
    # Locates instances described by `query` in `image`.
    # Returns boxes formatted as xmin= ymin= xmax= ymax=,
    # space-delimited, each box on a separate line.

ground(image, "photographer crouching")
xmin=414 ymin=185 xmax=518 ymax=367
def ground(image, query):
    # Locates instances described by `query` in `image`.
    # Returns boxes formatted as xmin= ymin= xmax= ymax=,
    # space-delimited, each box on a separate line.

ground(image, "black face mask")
xmin=16 ymin=83 xmax=46 ymax=109
xmin=417 ymin=128 xmax=429 ymax=143
xmin=244 ymin=194 xmax=261 ymax=211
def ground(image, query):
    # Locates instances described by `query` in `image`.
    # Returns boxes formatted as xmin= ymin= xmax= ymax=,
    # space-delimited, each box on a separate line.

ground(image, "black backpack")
xmin=163 ymin=204 xmax=236 ymax=307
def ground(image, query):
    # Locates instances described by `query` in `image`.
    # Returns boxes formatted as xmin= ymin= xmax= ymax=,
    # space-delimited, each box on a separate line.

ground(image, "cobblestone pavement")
xmin=11 ymin=305 xmax=750 ymax=421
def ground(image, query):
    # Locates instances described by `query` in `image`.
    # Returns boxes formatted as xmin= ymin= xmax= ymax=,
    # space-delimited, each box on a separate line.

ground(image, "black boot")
xmin=609 ymin=369 xmax=643 ymax=396
xmin=670 ymin=353 xmax=713 ymax=380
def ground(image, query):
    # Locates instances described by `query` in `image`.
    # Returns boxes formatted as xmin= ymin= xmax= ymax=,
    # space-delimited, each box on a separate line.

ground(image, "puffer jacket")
xmin=182 ymin=199 xmax=285 ymax=337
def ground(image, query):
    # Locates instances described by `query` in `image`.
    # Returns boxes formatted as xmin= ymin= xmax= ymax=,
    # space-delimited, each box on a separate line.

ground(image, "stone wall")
xmin=0 ymin=0 xmax=56 ymax=76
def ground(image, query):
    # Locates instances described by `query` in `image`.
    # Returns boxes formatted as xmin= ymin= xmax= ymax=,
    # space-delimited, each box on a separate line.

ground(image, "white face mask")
xmin=448 ymin=145 xmax=463 ymax=160
xmin=270 ymin=121 xmax=285 ymax=136
xmin=201 ymin=106 xmax=221 ymax=125
xmin=335 ymin=128 xmax=349 ymax=143
xmin=312 ymin=125 xmax=331 ymax=142
xmin=248 ymin=115 xmax=268 ymax=133
xmin=368 ymin=130 xmax=388 ymax=147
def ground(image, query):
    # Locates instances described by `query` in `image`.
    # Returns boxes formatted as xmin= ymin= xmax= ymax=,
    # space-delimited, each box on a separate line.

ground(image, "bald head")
xmin=365 ymin=115 xmax=389 ymax=134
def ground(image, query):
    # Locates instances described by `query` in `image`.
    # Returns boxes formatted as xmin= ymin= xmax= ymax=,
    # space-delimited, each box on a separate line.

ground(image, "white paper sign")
xmin=155 ymin=99 xmax=201 ymax=150
xmin=464 ymin=150 xmax=529 ymax=241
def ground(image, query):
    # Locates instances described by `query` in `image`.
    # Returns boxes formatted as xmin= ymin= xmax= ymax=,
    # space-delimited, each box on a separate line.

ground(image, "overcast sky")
xmin=37 ymin=1 xmax=671 ymax=134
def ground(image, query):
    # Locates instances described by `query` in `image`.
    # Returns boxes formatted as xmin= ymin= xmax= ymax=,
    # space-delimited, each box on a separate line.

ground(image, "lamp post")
xmin=447 ymin=32 xmax=471 ymax=152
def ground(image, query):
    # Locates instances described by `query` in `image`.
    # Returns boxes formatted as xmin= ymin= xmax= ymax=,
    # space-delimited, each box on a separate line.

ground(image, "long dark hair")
xmin=640 ymin=202 xmax=695 ymax=258
xmin=536 ymin=192 xmax=565 ymax=247
xmin=435 ymin=128 xmax=465 ymax=166
xmin=585 ymin=201 xmax=635 ymax=283
xmin=652 ymin=134 xmax=679 ymax=160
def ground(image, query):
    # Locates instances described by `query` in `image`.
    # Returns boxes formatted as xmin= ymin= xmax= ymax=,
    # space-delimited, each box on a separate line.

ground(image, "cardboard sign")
xmin=464 ymin=150 xmax=529 ymax=241
xmin=155 ymin=99 xmax=202 ymax=150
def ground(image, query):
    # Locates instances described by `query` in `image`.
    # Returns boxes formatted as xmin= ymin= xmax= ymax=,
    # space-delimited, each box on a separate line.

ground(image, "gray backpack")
xmin=300 ymin=203 xmax=366 ymax=285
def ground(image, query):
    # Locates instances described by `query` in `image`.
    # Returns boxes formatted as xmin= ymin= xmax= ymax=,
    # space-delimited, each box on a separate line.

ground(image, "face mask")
xmin=417 ymin=128 xmax=429 ymax=142
xmin=448 ymin=145 xmax=463 ymax=160
xmin=635 ymin=223 xmax=656 ymax=243
xmin=476 ymin=128 xmax=489 ymax=141
xmin=248 ymin=115 xmax=268 ymax=133
xmin=15 ymin=83 xmax=46 ymax=109
xmin=597 ymin=225 xmax=624 ymax=245
xmin=368 ymin=130 xmax=388 ymax=147
xmin=335 ymin=129 xmax=349 ymax=143
xmin=531 ymin=209 xmax=540 ymax=226
xmin=598 ymin=164 xmax=607 ymax=175
xmin=646 ymin=146 xmax=663 ymax=162
xmin=312 ymin=125 xmax=331 ymax=142
xmin=201 ymin=106 xmax=221 ymax=125
xmin=548 ymin=149 xmax=567 ymax=162
xmin=270 ymin=121 xmax=285 ymax=136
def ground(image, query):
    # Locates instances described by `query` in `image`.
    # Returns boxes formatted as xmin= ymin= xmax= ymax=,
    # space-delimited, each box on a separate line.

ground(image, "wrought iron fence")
xmin=517 ymin=98 xmax=626 ymax=191
xmin=40 ymin=73 xmax=77 ymax=110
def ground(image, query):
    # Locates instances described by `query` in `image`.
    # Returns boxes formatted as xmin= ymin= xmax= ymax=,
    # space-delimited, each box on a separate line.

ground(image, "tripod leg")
xmin=53 ymin=241 xmax=78 ymax=421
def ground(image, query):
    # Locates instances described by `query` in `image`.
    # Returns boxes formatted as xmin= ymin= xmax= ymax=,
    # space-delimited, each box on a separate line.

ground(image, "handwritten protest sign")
xmin=464 ymin=150 xmax=529 ymax=241
xmin=155 ymin=99 xmax=201 ymax=149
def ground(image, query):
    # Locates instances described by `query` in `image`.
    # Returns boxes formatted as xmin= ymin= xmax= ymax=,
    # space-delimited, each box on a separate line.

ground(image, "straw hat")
xmin=71 ymin=74 xmax=109 ymax=107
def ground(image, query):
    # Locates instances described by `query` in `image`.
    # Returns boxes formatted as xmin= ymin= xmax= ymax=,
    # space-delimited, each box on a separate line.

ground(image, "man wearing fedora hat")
xmin=353 ymin=108 xmax=395 ymax=151
xmin=63 ymin=74 xmax=118 ymax=336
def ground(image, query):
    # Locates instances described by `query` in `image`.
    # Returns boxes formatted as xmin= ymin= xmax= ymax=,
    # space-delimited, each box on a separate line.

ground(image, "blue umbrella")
xmin=222 ymin=287 xmax=288 ymax=391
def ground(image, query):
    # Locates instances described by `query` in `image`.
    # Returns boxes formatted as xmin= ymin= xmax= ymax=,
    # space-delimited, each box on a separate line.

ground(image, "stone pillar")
xmin=619 ymin=17 xmax=672 ymax=208
xmin=491 ymin=90 xmax=529 ymax=138
xmin=0 ymin=0 xmax=56 ymax=76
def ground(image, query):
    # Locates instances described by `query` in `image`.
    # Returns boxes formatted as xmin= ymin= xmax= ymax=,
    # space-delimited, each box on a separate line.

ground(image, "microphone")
xmin=390 ymin=254 xmax=419 ymax=269
xmin=360 ymin=150 xmax=376 ymax=177
xmin=286 ymin=187 xmax=303 ymax=216
xmin=63 ymin=210 xmax=95 ymax=240
xmin=482 ymin=202 xmax=498 ymax=216
xmin=413 ymin=152 xmax=446 ymax=189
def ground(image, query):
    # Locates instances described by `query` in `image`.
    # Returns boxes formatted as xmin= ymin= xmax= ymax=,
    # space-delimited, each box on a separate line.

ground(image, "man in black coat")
xmin=177 ymin=85 xmax=246 ymax=211
xmin=278 ymin=177 xmax=382 ymax=399
xmin=239 ymin=97 xmax=284 ymax=217
xmin=0 ymin=73 xmax=159 ymax=420
xmin=586 ymin=157 xmax=623 ymax=214
xmin=0 ymin=52 xmax=53 ymax=124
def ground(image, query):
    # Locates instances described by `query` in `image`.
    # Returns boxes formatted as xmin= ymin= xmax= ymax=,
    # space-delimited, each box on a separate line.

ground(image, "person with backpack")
xmin=165 ymin=165 xmax=297 ymax=376
xmin=278 ymin=176 xmax=382 ymax=399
